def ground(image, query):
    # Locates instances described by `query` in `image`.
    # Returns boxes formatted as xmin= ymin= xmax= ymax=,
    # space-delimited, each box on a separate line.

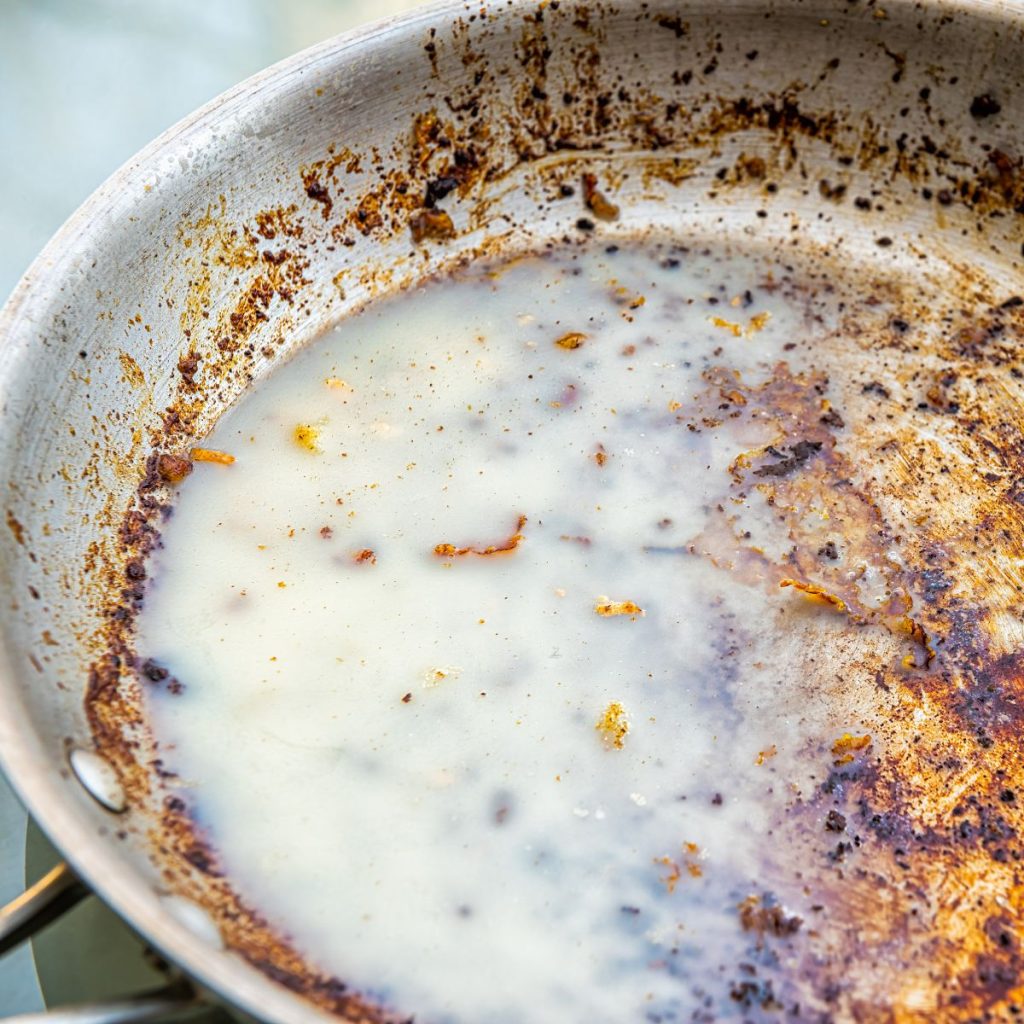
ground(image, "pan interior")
xmin=134 ymin=226 xmax=1023 ymax=1021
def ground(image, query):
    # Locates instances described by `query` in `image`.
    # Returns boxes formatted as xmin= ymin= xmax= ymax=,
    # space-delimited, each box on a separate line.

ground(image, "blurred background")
xmin=0 ymin=0 xmax=421 ymax=1013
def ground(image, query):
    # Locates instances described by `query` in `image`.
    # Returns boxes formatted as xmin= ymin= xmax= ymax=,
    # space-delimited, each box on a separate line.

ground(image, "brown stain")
xmin=6 ymin=510 xmax=25 ymax=546
xmin=118 ymin=352 xmax=146 ymax=388
xmin=674 ymin=264 xmax=1024 ymax=1019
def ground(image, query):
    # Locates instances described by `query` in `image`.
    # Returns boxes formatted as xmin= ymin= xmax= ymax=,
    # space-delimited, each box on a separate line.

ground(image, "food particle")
xmin=434 ymin=515 xmax=527 ymax=558
xmin=156 ymin=453 xmax=193 ymax=484
xmin=425 ymin=666 xmax=460 ymax=687
xmin=582 ymin=172 xmax=620 ymax=221
xmin=293 ymin=423 xmax=322 ymax=453
xmin=779 ymin=578 xmax=846 ymax=612
xmin=594 ymin=597 xmax=645 ymax=619
xmin=832 ymin=732 xmax=871 ymax=765
xmin=738 ymin=895 xmax=802 ymax=937
xmin=555 ymin=331 xmax=587 ymax=350
xmin=410 ymin=209 xmax=455 ymax=243
xmin=191 ymin=447 xmax=235 ymax=466
xmin=596 ymin=701 xmax=629 ymax=749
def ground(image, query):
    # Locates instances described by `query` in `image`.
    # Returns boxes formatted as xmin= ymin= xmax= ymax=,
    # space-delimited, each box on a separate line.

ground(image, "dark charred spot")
xmin=141 ymin=659 xmax=168 ymax=683
xmin=305 ymin=181 xmax=332 ymax=219
xmin=819 ymin=408 xmax=845 ymax=428
xmin=825 ymin=809 xmax=847 ymax=832
xmin=182 ymin=844 xmax=222 ymax=877
xmin=862 ymin=380 xmax=891 ymax=399
xmin=424 ymin=175 xmax=459 ymax=208
xmin=818 ymin=541 xmax=839 ymax=560
xmin=739 ymin=894 xmax=803 ymax=938
xmin=753 ymin=440 xmax=823 ymax=477
xmin=918 ymin=568 xmax=954 ymax=602
xmin=261 ymin=249 xmax=289 ymax=266
xmin=730 ymin=977 xmax=782 ymax=1011
xmin=655 ymin=14 xmax=687 ymax=37
xmin=970 ymin=93 xmax=1002 ymax=119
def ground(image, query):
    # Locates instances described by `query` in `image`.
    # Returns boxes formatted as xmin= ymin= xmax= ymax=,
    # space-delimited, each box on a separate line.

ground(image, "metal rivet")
xmin=160 ymin=894 xmax=224 ymax=950
xmin=69 ymin=748 xmax=126 ymax=813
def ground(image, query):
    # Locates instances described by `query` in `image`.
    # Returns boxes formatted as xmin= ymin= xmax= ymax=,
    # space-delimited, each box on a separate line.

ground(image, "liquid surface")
xmin=137 ymin=240 xmax=1020 ymax=1021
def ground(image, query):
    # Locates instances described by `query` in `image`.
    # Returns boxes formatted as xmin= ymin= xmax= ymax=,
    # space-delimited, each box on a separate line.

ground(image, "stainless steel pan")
xmin=1 ymin=0 xmax=1023 ymax=1019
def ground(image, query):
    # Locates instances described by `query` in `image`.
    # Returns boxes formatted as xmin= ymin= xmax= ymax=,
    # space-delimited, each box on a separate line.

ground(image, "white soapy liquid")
xmin=138 ymin=240 xmax=900 ymax=1022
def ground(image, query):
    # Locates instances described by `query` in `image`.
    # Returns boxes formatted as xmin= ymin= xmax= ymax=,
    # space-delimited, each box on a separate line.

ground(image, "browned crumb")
xmin=582 ymin=172 xmax=620 ymax=221
xmin=434 ymin=515 xmax=527 ymax=558
xmin=595 ymin=597 xmax=645 ymax=619
xmin=401 ymin=692 xmax=413 ymax=704
xmin=354 ymin=549 xmax=377 ymax=564
xmin=319 ymin=526 xmax=333 ymax=539
xmin=293 ymin=423 xmax=322 ymax=453
xmin=755 ymin=744 xmax=777 ymax=766
xmin=156 ymin=453 xmax=193 ymax=484
xmin=410 ymin=209 xmax=455 ymax=243
xmin=191 ymin=447 xmax=235 ymax=466
xmin=594 ymin=444 xmax=608 ymax=467
xmin=710 ymin=316 xmax=743 ymax=337
xmin=831 ymin=732 xmax=871 ymax=765
xmin=899 ymin=615 xmax=936 ymax=668
xmin=747 ymin=311 xmax=772 ymax=335
xmin=655 ymin=844 xmax=702 ymax=891
xmin=555 ymin=331 xmax=587 ymax=350
xmin=655 ymin=855 xmax=682 ymax=893
xmin=738 ymin=895 xmax=803 ymax=938
xmin=596 ymin=701 xmax=629 ymax=749
xmin=710 ymin=312 xmax=772 ymax=338
xmin=779 ymin=578 xmax=847 ymax=612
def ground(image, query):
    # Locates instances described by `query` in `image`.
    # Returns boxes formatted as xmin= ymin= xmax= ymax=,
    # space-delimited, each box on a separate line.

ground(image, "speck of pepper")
xmin=711 ymin=792 xmax=723 ymax=806
xmin=576 ymin=217 xmax=595 ymax=232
